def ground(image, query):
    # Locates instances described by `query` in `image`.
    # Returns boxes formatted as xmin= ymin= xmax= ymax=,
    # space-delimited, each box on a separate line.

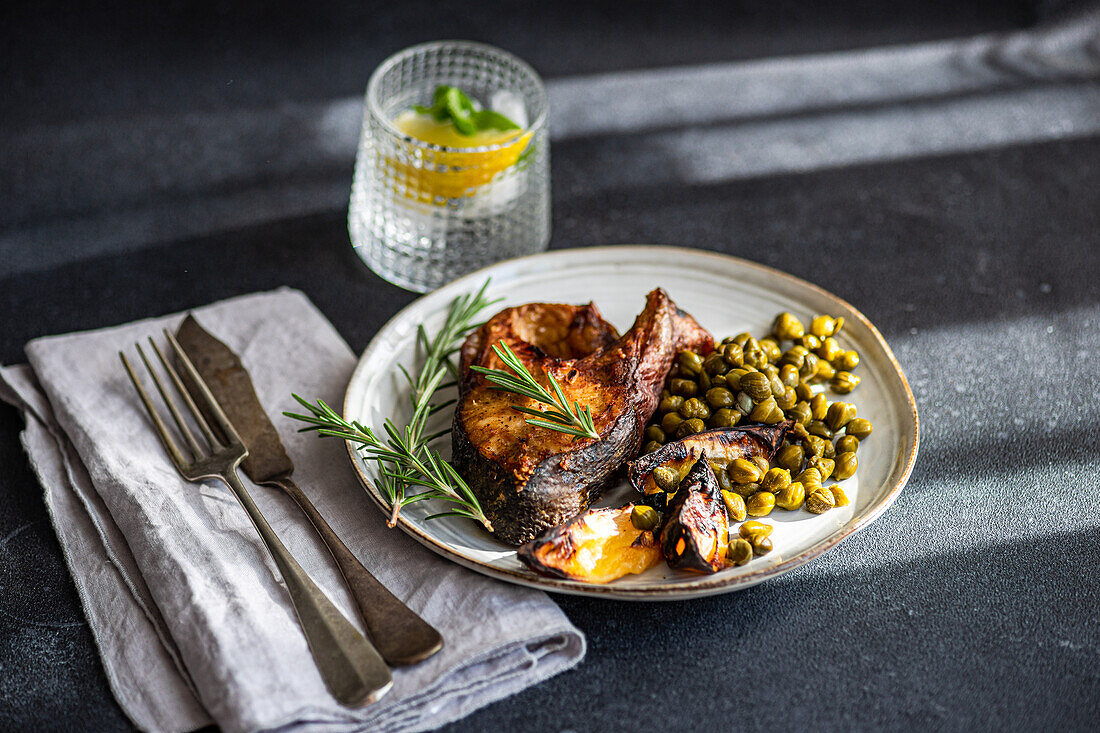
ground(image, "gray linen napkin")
xmin=0 ymin=289 xmax=584 ymax=733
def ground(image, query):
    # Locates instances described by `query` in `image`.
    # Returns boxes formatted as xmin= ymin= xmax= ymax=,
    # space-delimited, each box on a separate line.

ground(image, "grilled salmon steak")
xmin=453 ymin=289 xmax=714 ymax=545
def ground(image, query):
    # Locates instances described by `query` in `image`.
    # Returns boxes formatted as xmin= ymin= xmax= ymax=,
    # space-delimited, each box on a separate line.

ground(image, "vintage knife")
xmin=176 ymin=314 xmax=443 ymax=666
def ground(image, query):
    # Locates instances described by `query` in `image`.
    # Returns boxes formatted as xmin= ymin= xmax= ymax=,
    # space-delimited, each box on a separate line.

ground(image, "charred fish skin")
xmin=660 ymin=455 xmax=730 ymax=573
xmin=452 ymin=406 xmax=642 ymax=546
xmin=453 ymin=289 xmax=714 ymax=546
xmin=626 ymin=422 xmax=792 ymax=495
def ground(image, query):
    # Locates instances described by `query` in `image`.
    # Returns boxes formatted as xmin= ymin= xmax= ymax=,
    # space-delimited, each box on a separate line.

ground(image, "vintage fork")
xmin=120 ymin=332 xmax=392 ymax=707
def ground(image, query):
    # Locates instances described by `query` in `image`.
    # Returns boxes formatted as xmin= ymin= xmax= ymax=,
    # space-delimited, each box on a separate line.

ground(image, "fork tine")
xmin=165 ymin=329 xmax=244 ymax=446
xmin=136 ymin=343 xmax=206 ymax=459
xmin=147 ymin=337 xmax=221 ymax=450
xmin=120 ymin=351 xmax=188 ymax=470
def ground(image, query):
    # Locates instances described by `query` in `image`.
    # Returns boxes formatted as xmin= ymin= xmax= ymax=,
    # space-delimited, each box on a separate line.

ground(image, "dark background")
xmin=0 ymin=0 xmax=1059 ymax=127
xmin=3 ymin=1 xmax=1099 ymax=731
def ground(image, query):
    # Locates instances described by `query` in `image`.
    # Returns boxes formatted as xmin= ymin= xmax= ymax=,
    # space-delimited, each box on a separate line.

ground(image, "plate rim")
xmin=343 ymin=245 xmax=920 ymax=599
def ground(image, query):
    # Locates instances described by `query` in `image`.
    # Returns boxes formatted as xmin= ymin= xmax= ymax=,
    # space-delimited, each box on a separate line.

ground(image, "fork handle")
xmin=266 ymin=477 xmax=444 ymax=666
xmin=222 ymin=469 xmax=392 ymax=707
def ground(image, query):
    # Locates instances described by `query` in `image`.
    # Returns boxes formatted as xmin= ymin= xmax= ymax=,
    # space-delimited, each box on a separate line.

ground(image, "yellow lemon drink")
xmin=350 ymin=41 xmax=550 ymax=292
xmin=390 ymin=86 xmax=532 ymax=203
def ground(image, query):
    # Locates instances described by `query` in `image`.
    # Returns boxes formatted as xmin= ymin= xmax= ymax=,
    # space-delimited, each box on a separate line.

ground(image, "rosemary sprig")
xmin=286 ymin=395 xmax=492 ymax=529
xmin=470 ymin=341 xmax=600 ymax=440
xmin=284 ymin=280 xmax=500 ymax=529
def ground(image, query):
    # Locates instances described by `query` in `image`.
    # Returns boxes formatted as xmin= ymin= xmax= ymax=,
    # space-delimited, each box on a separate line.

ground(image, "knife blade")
xmin=176 ymin=314 xmax=443 ymax=666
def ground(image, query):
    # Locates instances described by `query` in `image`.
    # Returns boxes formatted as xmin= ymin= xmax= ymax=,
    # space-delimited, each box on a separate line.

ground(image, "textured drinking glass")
xmin=349 ymin=41 xmax=550 ymax=292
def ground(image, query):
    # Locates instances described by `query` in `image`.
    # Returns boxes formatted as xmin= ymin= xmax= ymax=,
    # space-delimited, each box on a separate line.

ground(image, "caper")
xmin=790 ymin=422 xmax=811 ymax=443
xmin=731 ymin=481 xmax=761 ymax=498
xmin=744 ymin=346 xmax=768 ymax=369
xmin=776 ymin=482 xmax=806 ymax=510
xmin=761 ymin=338 xmax=783 ymax=363
xmin=644 ymin=425 xmax=666 ymax=443
xmin=727 ymin=538 xmax=753 ymax=566
xmin=675 ymin=418 xmax=706 ymax=439
xmin=703 ymin=352 xmax=727 ymax=376
xmin=804 ymin=435 xmax=827 ymax=459
xmin=721 ymin=343 xmax=745 ymax=366
xmin=651 ymin=466 xmax=680 ymax=492
xmin=746 ymin=491 xmax=776 ymax=517
xmin=779 ymin=346 xmax=807 ymax=369
xmin=721 ymin=490 xmax=747 ymax=522
xmin=810 ymin=456 xmax=836 ymax=480
xmin=808 ymin=420 xmax=835 ymax=439
xmin=731 ymin=332 xmax=752 ymax=347
xmin=772 ymin=387 xmax=794 ymax=411
xmin=729 ymin=458 xmax=763 ymax=484
xmin=798 ymin=329 xmax=821 ymax=349
xmin=846 ymin=418 xmax=873 ymax=440
xmin=679 ymin=397 xmax=711 ymax=420
xmin=725 ymin=368 xmax=748 ymax=391
xmin=750 ymin=534 xmax=773 ymax=555
xmin=820 ymin=436 xmax=836 ymax=459
xmin=749 ymin=396 xmax=779 ymax=423
xmin=670 ymin=378 xmax=699 ymax=397
xmin=739 ymin=520 xmax=774 ymax=539
xmin=830 ymin=485 xmax=851 ymax=507
xmin=762 ymin=467 xmax=791 ymax=493
xmin=826 ymin=402 xmax=857 ymax=431
xmin=772 ymin=312 xmax=805 ymax=341
xmin=643 ymin=440 xmax=663 ymax=454
xmin=810 ymin=315 xmax=843 ymax=339
xmin=661 ymin=412 xmax=684 ymax=434
xmin=787 ymin=401 xmax=812 ymax=426
xmin=738 ymin=372 xmax=770 ymax=401
xmin=714 ymin=467 xmax=735 ymax=493
xmin=831 ymin=371 xmax=861 ymax=394
xmin=709 ymin=408 xmax=741 ymax=428
xmin=768 ymin=373 xmax=785 ymax=398
xmin=734 ymin=391 xmax=754 ymax=415
xmin=677 ymin=350 xmax=702 ymax=374
xmin=815 ymin=360 xmax=837 ymax=382
xmin=798 ymin=352 xmax=820 ymax=381
xmin=702 ymin=387 xmax=733 ymax=411
xmin=817 ymin=336 xmax=843 ymax=363
xmin=806 ymin=489 xmax=836 ymax=514
xmin=630 ymin=504 xmax=660 ymax=531
xmin=765 ymin=402 xmax=786 ymax=424
xmin=776 ymin=444 xmax=804 ymax=473
xmin=810 ymin=393 xmax=828 ymax=420
xmin=698 ymin=370 xmax=712 ymax=391
xmin=837 ymin=350 xmax=860 ymax=371
xmin=836 ymin=435 xmax=860 ymax=454
xmin=658 ymin=395 xmax=684 ymax=414
xmin=795 ymin=467 xmax=823 ymax=488
xmin=834 ymin=451 xmax=858 ymax=480
xmin=751 ymin=455 xmax=770 ymax=476
xmin=795 ymin=381 xmax=814 ymax=402
xmin=779 ymin=364 xmax=800 ymax=388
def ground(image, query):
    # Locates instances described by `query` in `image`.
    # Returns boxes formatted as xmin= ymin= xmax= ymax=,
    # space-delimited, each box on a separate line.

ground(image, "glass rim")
xmin=366 ymin=40 xmax=549 ymax=154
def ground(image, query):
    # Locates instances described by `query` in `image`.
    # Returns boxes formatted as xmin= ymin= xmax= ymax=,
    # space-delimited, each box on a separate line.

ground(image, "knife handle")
xmin=267 ymin=477 xmax=444 ymax=666
xmin=221 ymin=469 xmax=392 ymax=706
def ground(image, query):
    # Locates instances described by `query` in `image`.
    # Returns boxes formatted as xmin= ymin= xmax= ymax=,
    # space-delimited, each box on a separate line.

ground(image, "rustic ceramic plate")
xmin=344 ymin=246 xmax=918 ymax=600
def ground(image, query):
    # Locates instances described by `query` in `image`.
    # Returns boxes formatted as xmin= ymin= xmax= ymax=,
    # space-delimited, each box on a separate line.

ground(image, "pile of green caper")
xmin=637 ymin=311 xmax=875 ymax=566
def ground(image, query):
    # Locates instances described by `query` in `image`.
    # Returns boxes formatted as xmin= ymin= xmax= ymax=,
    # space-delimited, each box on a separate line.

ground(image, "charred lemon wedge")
xmin=517 ymin=505 xmax=662 ymax=584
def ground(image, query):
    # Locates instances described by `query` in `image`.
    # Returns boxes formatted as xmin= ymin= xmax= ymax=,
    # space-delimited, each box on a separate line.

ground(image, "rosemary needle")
xmin=470 ymin=341 xmax=600 ymax=440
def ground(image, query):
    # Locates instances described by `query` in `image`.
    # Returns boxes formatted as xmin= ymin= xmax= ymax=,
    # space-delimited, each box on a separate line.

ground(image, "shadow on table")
xmin=531 ymin=525 xmax=1100 ymax=730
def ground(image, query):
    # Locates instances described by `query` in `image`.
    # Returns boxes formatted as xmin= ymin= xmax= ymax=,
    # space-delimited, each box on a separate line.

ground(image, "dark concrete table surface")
xmin=2 ymin=1 xmax=1098 ymax=730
